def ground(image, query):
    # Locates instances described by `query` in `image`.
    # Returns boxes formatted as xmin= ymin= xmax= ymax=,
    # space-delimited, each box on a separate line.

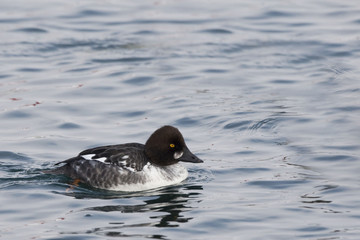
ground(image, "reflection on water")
xmin=56 ymin=184 xmax=203 ymax=238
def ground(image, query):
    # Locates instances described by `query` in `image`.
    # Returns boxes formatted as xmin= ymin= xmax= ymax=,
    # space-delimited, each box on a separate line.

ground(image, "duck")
xmin=47 ymin=125 xmax=203 ymax=191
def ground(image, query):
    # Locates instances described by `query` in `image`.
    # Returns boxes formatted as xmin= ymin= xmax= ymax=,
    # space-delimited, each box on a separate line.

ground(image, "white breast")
xmin=108 ymin=163 xmax=188 ymax=192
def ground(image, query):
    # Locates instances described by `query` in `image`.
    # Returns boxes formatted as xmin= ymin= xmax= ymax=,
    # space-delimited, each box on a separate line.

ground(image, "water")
xmin=1 ymin=0 xmax=360 ymax=239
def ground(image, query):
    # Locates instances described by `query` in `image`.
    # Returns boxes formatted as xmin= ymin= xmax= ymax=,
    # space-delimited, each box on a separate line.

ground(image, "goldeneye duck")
xmin=47 ymin=125 xmax=203 ymax=192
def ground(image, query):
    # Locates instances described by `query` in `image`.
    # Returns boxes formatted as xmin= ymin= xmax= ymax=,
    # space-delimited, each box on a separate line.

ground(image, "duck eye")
xmin=170 ymin=144 xmax=175 ymax=148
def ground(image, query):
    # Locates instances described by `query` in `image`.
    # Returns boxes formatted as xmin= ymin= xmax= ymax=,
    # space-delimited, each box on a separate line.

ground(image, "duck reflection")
xmin=55 ymin=184 xmax=203 ymax=238
xmin=62 ymin=184 xmax=204 ymax=239
xmin=53 ymin=169 xmax=207 ymax=237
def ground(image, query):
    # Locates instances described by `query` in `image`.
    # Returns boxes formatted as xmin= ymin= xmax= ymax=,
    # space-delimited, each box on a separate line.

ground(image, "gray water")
xmin=1 ymin=0 xmax=360 ymax=239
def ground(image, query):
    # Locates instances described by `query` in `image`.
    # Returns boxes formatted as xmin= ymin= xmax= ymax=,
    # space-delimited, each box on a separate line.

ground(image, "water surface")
xmin=1 ymin=0 xmax=360 ymax=239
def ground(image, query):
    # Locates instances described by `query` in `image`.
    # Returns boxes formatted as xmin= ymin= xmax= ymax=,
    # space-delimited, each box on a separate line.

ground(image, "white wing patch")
xmin=81 ymin=154 xmax=108 ymax=163
xmin=95 ymin=157 xmax=107 ymax=163
xmin=81 ymin=154 xmax=96 ymax=160
xmin=81 ymin=153 xmax=141 ymax=171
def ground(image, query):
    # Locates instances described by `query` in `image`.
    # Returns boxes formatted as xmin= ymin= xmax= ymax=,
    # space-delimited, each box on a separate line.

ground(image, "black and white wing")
xmin=48 ymin=143 xmax=150 ymax=189
xmin=75 ymin=143 xmax=149 ymax=171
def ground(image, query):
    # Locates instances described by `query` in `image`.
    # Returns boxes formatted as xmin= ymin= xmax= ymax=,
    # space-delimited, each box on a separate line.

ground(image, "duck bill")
xmin=178 ymin=147 xmax=203 ymax=163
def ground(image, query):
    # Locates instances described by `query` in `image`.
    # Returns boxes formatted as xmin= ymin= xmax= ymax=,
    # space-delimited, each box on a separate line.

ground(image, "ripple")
xmin=315 ymin=184 xmax=340 ymax=193
xmin=270 ymin=79 xmax=297 ymax=84
xmin=107 ymin=71 xmax=127 ymax=77
xmin=327 ymin=50 xmax=352 ymax=57
xmin=198 ymin=28 xmax=233 ymax=34
xmin=175 ymin=117 xmax=199 ymax=127
xmin=59 ymin=9 xmax=115 ymax=19
xmin=313 ymin=155 xmax=357 ymax=162
xmin=224 ymin=120 xmax=252 ymax=131
xmin=353 ymin=19 xmax=360 ymax=24
xmin=286 ymin=22 xmax=313 ymax=27
xmin=37 ymin=39 xmax=139 ymax=53
xmin=0 ymin=151 xmax=31 ymax=161
xmin=91 ymin=42 xmax=144 ymax=51
xmin=134 ymin=30 xmax=160 ymax=35
xmin=188 ymin=167 xmax=214 ymax=183
xmin=66 ymin=67 xmax=93 ymax=73
xmin=106 ymin=18 xmax=215 ymax=26
xmin=13 ymin=27 xmax=48 ymax=33
xmin=288 ymin=55 xmax=325 ymax=64
xmin=202 ymin=68 xmax=228 ymax=73
xmin=334 ymin=106 xmax=360 ymax=112
xmin=264 ymin=10 xmax=298 ymax=18
xmin=37 ymin=40 xmax=95 ymax=52
xmin=167 ymin=75 xmax=196 ymax=81
xmin=245 ymin=10 xmax=298 ymax=20
xmin=247 ymin=180 xmax=308 ymax=189
xmin=322 ymin=145 xmax=359 ymax=151
xmin=79 ymin=9 xmax=114 ymax=17
xmin=0 ymin=74 xmax=12 ymax=79
xmin=58 ymin=122 xmax=82 ymax=129
xmin=92 ymin=57 xmax=153 ymax=63
xmin=249 ymin=118 xmax=277 ymax=131
xmin=4 ymin=110 xmax=32 ymax=118
xmin=17 ymin=67 xmax=44 ymax=72
xmin=123 ymin=76 xmax=154 ymax=85
xmin=109 ymin=110 xmax=147 ymax=118
xmin=297 ymin=225 xmax=328 ymax=232
xmin=0 ymin=18 xmax=30 ymax=23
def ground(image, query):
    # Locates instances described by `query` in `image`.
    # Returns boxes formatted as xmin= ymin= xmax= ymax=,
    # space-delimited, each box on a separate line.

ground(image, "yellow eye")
xmin=170 ymin=144 xmax=175 ymax=148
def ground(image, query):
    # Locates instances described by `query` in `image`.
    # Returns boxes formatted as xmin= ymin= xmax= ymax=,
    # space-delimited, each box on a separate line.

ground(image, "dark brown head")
xmin=144 ymin=125 xmax=203 ymax=166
